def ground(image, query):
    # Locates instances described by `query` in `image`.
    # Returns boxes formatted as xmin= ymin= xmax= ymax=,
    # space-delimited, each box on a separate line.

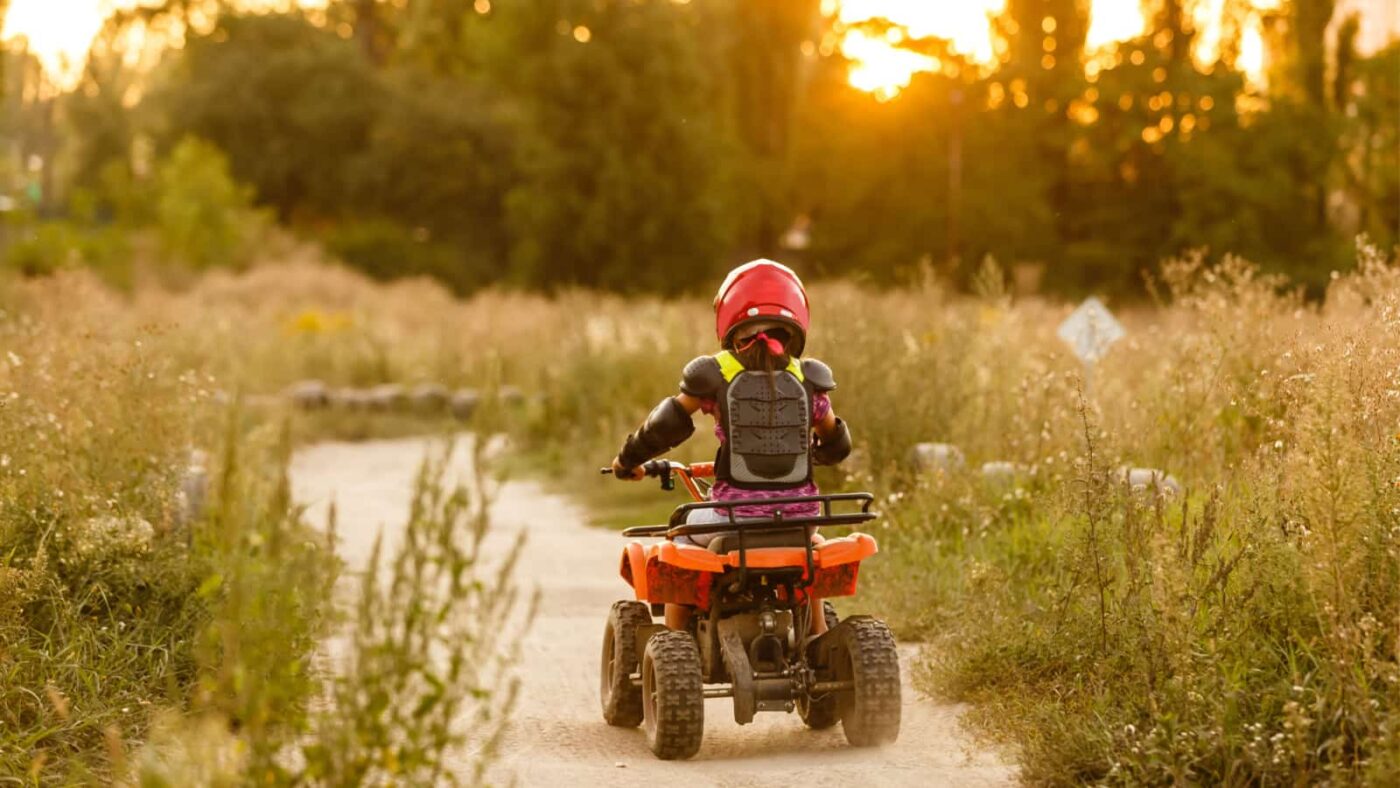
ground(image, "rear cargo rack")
xmin=619 ymin=493 xmax=877 ymax=539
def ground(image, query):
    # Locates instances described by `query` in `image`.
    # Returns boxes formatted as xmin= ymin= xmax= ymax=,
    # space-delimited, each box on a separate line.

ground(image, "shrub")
xmin=155 ymin=137 xmax=268 ymax=270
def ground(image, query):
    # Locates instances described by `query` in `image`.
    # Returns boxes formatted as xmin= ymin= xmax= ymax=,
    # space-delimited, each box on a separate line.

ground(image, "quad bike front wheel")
xmin=834 ymin=616 xmax=902 ymax=746
xmin=641 ymin=630 xmax=705 ymax=759
xmin=600 ymin=600 xmax=651 ymax=727
xmin=798 ymin=684 xmax=841 ymax=730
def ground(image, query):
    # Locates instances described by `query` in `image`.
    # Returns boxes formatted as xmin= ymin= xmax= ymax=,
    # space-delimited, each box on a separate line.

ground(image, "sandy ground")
xmin=290 ymin=436 xmax=1016 ymax=787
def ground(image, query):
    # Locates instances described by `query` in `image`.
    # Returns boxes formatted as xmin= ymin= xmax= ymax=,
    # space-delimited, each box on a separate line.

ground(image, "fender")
xmin=620 ymin=541 xmax=649 ymax=600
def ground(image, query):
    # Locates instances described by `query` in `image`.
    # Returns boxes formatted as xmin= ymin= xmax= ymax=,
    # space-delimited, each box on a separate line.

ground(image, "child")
xmin=610 ymin=259 xmax=852 ymax=634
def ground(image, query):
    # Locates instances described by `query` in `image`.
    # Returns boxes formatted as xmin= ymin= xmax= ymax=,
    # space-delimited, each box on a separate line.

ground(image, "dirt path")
xmin=290 ymin=436 xmax=1016 ymax=787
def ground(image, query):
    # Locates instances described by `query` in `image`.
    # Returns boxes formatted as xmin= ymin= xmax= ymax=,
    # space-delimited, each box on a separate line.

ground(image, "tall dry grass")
xmin=0 ymin=260 xmax=526 ymax=782
xmin=4 ymin=238 xmax=1397 ymax=782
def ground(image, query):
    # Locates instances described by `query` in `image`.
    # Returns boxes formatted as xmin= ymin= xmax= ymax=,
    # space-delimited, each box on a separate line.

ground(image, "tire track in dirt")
xmin=291 ymin=437 xmax=1016 ymax=787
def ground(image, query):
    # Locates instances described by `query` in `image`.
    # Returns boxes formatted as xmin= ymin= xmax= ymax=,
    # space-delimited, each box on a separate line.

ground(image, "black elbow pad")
xmin=618 ymin=397 xmax=695 ymax=469
xmin=812 ymin=418 xmax=852 ymax=466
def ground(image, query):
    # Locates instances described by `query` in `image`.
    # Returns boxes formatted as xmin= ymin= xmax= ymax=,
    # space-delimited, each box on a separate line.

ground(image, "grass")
xmin=3 ymin=238 xmax=1398 ymax=783
xmin=0 ymin=258 xmax=526 ymax=782
xmin=476 ymin=246 xmax=1400 ymax=784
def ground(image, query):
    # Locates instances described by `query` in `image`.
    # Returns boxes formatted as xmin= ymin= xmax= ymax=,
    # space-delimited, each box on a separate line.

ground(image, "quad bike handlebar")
xmin=600 ymin=459 xmax=715 ymax=502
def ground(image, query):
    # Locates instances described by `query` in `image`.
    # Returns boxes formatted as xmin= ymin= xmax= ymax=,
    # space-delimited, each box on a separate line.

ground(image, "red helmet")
xmin=713 ymin=259 xmax=809 ymax=355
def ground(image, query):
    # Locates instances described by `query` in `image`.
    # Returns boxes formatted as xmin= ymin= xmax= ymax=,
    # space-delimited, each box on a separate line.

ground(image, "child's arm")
xmin=812 ymin=408 xmax=852 ymax=465
xmin=611 ymin=392 xmax=704 ymax=481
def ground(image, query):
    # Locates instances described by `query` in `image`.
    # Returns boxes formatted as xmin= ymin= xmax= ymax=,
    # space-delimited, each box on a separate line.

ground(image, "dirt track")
xmin=291 ymin=437 xmax=1016 ymax=787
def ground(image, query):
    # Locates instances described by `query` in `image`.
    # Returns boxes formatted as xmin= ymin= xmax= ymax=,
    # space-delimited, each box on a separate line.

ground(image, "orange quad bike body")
xmin=618 ymin=520 xmax=878 ymax=612
xmin=598 ymin=459 xmax=901 ymax=760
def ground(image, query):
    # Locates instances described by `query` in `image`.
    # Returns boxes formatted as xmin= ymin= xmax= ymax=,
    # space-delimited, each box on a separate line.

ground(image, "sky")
xmin=3 ymin=0 xmax=1397 ymax=96
xmin=1 ymin=0 xmax=323 ymax=84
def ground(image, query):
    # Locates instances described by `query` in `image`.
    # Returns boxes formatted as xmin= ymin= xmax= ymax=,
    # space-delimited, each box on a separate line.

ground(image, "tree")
xmin=155 ymin=136 xmax=266 ymax=268
xmin=0 ymin=0 xmax=10 ymax=96
xmin=341 ymin=68 xmax=513 ymax=291
xmin=701 ymin=0 xmax=823 ymax=258
xmin=154 ymin=13 xmax=381 ymax=222
xmin=477 ymin=0 xmax=735 ymax=293
xmin=1336 ymin=39 xmax=1399 ymax=250
xmin=994 ymin=0 xmax=1092 ymax=285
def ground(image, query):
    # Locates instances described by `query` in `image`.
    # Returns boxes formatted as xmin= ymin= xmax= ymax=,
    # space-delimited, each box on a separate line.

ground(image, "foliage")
xmin=0 ymin=272 xmax=319 ymax=780
xmin=155 ymin=137 xmax=268 ymax=270
xmin=480 ymin=0 xmax=736 ymax=293
xmin=0 ymin=268 xmax=524 ymax=782
xmin=1 ymin=217 xmax=133 ymax=285
xmin=13 ymin=2 xmax=1395 ymax=295
xmin=314 ymin=241 xmax=1397 ymax=783
xmin=291 ymin=445 xmax=526 ymax=785
xmin=153 ymin=13 xmax=381 ymax=224
xmin=136 ymin=443 xmax=526 ymax=786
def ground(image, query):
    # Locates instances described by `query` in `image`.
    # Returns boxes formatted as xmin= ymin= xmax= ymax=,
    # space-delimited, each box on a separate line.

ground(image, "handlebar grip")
xmin=600 ymin=460 xmax=669 ymax=481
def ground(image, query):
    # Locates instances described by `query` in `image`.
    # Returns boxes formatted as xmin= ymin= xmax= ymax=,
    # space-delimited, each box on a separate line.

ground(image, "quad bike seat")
xmin=705 ymin=527 xmax=809 ymax=554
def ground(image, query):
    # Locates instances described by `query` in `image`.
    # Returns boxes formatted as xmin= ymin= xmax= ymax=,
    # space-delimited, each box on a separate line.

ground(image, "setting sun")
xmin=830 ymin=0 xmax=1280 ymax=99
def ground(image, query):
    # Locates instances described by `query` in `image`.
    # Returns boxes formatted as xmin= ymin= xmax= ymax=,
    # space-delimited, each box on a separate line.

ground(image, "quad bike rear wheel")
xmin=799 ymin=601 xmax=843 ymax=730
xmin=641 ymin=630 xmax=705 ymax=759
xmin=822 ymin=600 xmax=840 ymax=632
xmin=600 ymin=600 xmax=651 ymax=727
xmin=835 ymin=616 xmax=902 ymax=746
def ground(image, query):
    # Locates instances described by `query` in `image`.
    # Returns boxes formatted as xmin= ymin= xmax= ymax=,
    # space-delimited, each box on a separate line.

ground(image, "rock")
xmin=286 ymin=379 xmax=330 ymax=409
xmin=450 ymin=389 xmax=481 ymax=420
xmin=176 ymin=449 xmax=210 ymax=527
xmin=409 ymin=383 xmax=450 ymax=412
xmin=332 ymin=388 xmax=372 ymax=411
xmin=367 ymin=383 xmax=407 ymax=412
xmin=980 ymin=461 xmax=1026 ymax=487
xmin=71 ymin=516 xmax=155 ymax=559
xmin=1118 ymin=466 xmax=1182 ymax=497
xmin=909 ymin=442 xmax=965 ymax=473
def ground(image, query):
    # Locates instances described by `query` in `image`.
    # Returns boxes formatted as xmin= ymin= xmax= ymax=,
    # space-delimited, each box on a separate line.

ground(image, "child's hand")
xmin=611 ymin=456 xmax=646 ymax=480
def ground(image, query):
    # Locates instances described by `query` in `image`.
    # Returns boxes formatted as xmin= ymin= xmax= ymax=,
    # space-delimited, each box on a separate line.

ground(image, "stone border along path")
xmin=290 ymin=435 xmax=1017 ymax=787
xmin=284 ymin=379 xmax=526 ymax=419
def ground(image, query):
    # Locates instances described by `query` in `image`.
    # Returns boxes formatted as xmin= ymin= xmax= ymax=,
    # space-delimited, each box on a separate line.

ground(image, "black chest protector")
xmin=720 ymin=368 xmax=812 ymax=487
xmin=680 ymin=352 xmax=837 ymax=491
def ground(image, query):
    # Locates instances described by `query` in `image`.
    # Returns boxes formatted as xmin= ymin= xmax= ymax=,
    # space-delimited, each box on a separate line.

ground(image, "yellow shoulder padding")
xmin=714 ymin=350 xmax=745 ymax=382
xmin=787 ymin=357 xmax=804 ymax=382
xmin=714 ymin=351 xmax=805 ymax=383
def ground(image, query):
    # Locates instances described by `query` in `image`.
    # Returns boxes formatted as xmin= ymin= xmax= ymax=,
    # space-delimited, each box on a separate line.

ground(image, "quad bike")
xmin=599 ymin=459 xmax=901 ymax=760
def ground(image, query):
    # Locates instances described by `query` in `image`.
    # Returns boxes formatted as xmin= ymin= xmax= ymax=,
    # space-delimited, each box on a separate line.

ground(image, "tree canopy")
xmin=1 ymin=0 xmax=1395 ymax=295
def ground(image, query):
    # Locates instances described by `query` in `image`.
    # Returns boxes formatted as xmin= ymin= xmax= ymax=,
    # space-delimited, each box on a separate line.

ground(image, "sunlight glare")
xmin=835 ymin=0 xmax=1004 ymax=99
xmin=843 ymin=27 xmax=935 ymax=100
xmin=1085 ymin=0 xmax=1144 ymax=50
xmin=833 ymin=0 xmax=1284 ymax=98
xmin=2 ymin=0 xmax=327 ymax=87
